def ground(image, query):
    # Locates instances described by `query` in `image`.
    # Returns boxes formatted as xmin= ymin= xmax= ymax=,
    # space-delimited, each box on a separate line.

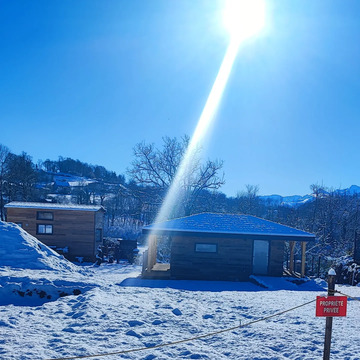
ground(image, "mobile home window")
xmin=37 ymin=211 xmax=54 ymax=220
xmin=195 ymin=243 xmax=217 ymax=253
xmin=37 ymin=224 xmax=53 ymax=234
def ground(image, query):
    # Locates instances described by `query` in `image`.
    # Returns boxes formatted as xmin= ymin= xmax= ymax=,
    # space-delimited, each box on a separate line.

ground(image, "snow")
xmin=1 ymin=222 xmax=360 ymax=360
xmin=0 ymin=222 xmax=78 ymax=272
xmin=259 ymin=194 xmax=313 ymax=208
xmin=4 ymin=202 xmax=103 ymax=212
xmin=336 ymin=185 xmax=360 ymax=196
xmin=53 ymin=174 xmax=97 ymax=188
xmin=260 ymin=185 xmax=360 ymax=208
xmin=144 ymin=213 xmax=315 ymax=240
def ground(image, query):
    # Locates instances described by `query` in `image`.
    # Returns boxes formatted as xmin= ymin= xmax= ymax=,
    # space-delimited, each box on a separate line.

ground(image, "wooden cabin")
xmin=5 ymin=201 xmax=105 ymax=262
xmin=142 ymin=213 xmax=315 ymax=281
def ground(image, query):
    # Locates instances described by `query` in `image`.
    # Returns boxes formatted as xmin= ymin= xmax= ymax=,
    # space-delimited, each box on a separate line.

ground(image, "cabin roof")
xmin=143 ymin=213 xmax=315 ymax=241
xmin=4 ymin=201 xmax=104 ymax=212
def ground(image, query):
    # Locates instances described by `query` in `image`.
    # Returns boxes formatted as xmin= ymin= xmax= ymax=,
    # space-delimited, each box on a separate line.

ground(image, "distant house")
xmin=142 ymin=213 xmax=315 ymax=281
xmin=5 ymin=202 xmax=105 ymax=261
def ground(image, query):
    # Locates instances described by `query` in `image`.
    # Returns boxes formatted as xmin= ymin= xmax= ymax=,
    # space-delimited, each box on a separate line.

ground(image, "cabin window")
xmin=195 ymin=243 xmax=217 ymax=253
xmin=37 ymin=224 xmax=53 ymax=234
xmin=37 ymin=211 xmax=54 ymax=220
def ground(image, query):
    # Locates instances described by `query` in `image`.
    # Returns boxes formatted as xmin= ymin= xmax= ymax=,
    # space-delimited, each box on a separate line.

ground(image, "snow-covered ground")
xmin=1 ymin=222 xmax=360 ymax=360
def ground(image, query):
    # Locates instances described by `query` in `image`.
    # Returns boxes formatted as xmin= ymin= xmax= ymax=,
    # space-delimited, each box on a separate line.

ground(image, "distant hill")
xmin=335 ymin=185 xmax=360 ymax=196
xmin=259 ymin=185 xmax=360 ymax=208
xmin=38 ymin=170 xmax=360 ymax=209
xmin=259 ymin=194 xmax=313 ymax=207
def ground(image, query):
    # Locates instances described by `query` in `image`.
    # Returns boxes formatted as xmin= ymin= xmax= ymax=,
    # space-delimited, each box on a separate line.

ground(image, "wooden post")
xmin=142 ymin=249 xmax=149 ymax=274
xmin=289 ymin=241 xmax=295 ymax=273
xmin=312 ymin=255 xmax=315 ymax=275
xmin=301 ymin=242 xmax=306 ymax=277
xmin=323 ymin=268 xmax=336 ymax=360
xmin=147 ymin=235 xmax=157 ymax=273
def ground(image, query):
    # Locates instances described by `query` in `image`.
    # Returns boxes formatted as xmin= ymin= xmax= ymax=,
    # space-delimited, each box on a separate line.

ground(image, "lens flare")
xmin=145 ymin=1 xmax=267 ymax=264
xmin=155 ymin=38 xmax=241 ymax=223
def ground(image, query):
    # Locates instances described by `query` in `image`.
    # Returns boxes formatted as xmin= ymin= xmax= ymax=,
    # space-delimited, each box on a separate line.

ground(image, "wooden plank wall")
xmin=171 ymin=235 xmax=286 ymax=280
xmin=170 ymin=235 xmax=253 ymax=281
xmin=6 ymin=208 xmax=97 ymax=261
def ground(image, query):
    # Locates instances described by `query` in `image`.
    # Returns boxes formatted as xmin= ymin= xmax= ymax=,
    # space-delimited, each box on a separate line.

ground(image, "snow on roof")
xmin=143 ymin=213 xmax=315 ymax=240
xmin=0 ymin=221 xmax=78 ymax=271
xmin=4 ymin=201 xmax=104 ymax=212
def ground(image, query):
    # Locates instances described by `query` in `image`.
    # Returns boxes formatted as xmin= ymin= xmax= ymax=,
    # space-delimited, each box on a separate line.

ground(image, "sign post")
xmin=323 ymin=269 xmax=336 ymax=360
xmin=314 ymin=268 xmax=348 ymax=360
xmin=316 ymin=268 xmax=348 ymax=359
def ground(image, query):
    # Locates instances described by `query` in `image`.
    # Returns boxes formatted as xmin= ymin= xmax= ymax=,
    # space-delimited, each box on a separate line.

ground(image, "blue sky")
xmin=1 ymin=0 xmax=360 ymax=197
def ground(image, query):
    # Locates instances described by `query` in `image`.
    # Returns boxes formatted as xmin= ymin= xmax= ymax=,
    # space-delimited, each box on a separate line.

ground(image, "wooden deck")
xmin=142 ymin=264 xmax=303 ymax=281
xmin=283 ymin=269 xmax=302 ymax=278
xmin=142 ymin=262 xmax=171 ymax=279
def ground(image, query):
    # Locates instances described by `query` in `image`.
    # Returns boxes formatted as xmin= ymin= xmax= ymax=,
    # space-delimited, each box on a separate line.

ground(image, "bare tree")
xmin=236 ymin=184 xmax=260 ymax=216
xmin=128 ymin=136 xmax=225 ymax=216
xmin=0 ymin=144 xmax=10 ymax=220
xmin=5 ymin=152 xmax=37 ymax=202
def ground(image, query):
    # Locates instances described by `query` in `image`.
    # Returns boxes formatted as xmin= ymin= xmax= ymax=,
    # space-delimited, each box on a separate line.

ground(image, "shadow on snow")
xmin=119 ymin=276 xmax=326 ymax=292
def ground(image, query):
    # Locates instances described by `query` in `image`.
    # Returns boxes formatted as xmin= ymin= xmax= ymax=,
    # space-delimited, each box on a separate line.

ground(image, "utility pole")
xmin=323 ymin=268 xmax=336 ymax=360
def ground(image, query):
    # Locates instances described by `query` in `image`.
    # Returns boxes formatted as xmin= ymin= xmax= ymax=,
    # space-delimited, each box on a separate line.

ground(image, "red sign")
xmin=316 ymin=296 xmax=347 ymax=317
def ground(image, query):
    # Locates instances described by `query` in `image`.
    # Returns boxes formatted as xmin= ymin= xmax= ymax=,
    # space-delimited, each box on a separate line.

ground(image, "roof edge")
xmin=4 ymin=201 xmax=105 ymax=212
xmin=142 ymin=227 xmax=316 ymax=241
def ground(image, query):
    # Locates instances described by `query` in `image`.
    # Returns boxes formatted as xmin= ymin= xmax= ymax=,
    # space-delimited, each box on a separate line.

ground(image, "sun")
xmin=223 ymin=0 xmax=266 ymax=41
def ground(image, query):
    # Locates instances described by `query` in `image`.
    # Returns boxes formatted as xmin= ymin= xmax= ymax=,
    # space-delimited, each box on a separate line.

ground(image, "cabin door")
xmin=252 ymin=240 xmax=269 ymax=275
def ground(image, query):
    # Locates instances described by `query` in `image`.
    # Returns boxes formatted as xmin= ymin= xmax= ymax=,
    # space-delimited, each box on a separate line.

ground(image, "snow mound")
xmin=0 ymin=221 xmax=78 ymax=272
xmin=250 ymin=275 xmax=325 ymax=291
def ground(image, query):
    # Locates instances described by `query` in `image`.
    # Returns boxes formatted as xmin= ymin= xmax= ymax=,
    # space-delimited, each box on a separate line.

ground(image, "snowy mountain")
xmin=259 ymin=194 xmax=313 ymax=207
xmin=335 ymin=185 xmax=360 ymax=196
xmin=260 ymin=185 xmax=360 ymax=208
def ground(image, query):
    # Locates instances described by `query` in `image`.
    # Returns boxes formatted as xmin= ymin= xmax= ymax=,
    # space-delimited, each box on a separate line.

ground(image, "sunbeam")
xmin=155 ymin=38 xmax=243 ymax=223
xmin=146 ymin=0 xmax=267 ymax=242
